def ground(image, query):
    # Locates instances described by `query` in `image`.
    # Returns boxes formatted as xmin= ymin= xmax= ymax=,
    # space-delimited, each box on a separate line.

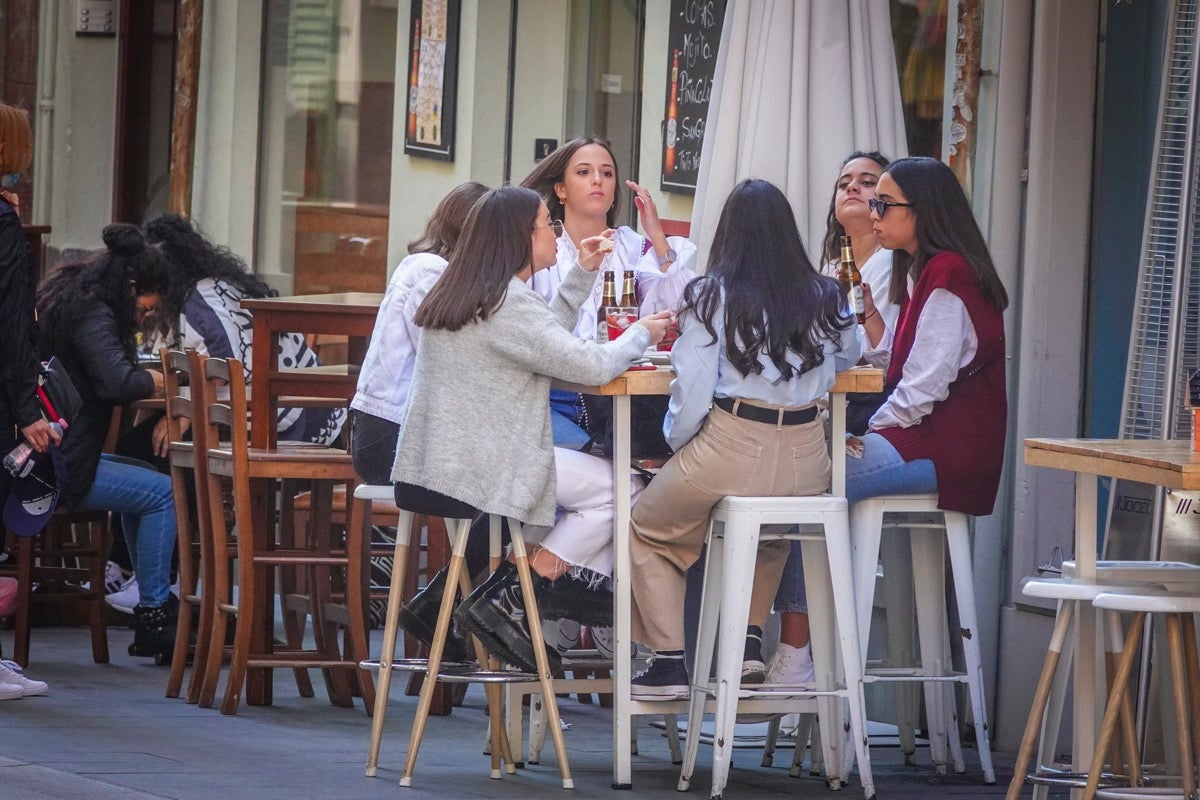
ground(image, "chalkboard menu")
xmin=660 ymin=0 xmax=727 ymax=194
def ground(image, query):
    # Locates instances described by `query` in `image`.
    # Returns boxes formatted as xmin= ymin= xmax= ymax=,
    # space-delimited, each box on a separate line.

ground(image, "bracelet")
xmin=863 ymin=309 xmax=878 ymax=321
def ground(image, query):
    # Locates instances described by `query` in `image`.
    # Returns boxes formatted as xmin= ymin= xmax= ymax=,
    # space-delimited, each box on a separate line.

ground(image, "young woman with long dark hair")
xmin=522 ymin=137 xmax=696 ymax=449
xmin=36 ymin=225 xmax=178 ymax=660
xmin=627 ymin=179 xmax=862 ymax=699
xmin=390 ymin=186 xmax=671 ymax=670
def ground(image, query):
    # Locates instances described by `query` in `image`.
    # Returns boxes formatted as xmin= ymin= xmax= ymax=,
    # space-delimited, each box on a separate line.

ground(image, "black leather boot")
xmin=454 ymin=561 xmax=558 ymax=674
xmin=129 ymin=594 xmax=178 ymax=662
xmin=397 ymin=567 xmax=469 ymax=663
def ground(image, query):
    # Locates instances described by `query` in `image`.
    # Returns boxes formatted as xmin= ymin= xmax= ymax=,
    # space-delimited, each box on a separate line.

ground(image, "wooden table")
xmin=242 ymin=292 xmax=383 ymax=448
xmin=1024 ymin=437 xmax=1200 ymax=796
xmin=559 ymin=366 xmax=884 ymax=789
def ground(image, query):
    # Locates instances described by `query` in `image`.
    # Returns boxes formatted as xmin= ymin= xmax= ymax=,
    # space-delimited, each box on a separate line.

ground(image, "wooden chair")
xmin=1 ymin=510 xmax=110 ymax=667
xmin=199 ymin=355 xmax=371 ymax=715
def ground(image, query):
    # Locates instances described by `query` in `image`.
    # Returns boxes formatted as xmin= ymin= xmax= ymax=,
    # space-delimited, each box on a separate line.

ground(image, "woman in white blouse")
xmin=521 ymin=137 xmax=696 ymax=448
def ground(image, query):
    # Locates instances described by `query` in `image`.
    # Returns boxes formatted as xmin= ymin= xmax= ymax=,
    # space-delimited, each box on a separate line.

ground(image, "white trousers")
xmin=522 ymin=447 xmax=644 ymax=579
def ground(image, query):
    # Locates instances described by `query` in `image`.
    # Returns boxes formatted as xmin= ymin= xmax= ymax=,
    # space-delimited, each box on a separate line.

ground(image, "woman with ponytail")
xmin=36 ymin=225 xmax=180 ymax=661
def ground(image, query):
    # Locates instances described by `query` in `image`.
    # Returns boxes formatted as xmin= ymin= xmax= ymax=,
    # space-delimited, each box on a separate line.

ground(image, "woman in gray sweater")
xmin=391 ymin=185 xmax=670 ymax=670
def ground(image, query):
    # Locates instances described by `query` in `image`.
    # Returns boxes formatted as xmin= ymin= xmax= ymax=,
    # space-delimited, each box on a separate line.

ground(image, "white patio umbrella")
xmin=690 ymin=0 xmax=908 ymax=267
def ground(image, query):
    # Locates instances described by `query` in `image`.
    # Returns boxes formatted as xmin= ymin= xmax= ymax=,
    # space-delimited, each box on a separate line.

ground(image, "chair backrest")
xmin=160 ymin=348 xmax=193 ymax=458
xmin=203 ymin=356 xmax=249 ymax=462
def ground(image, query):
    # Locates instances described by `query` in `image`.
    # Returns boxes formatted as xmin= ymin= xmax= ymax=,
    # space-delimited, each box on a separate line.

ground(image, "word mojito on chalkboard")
xmin=661 ymin=0 xmax=727 ymax=194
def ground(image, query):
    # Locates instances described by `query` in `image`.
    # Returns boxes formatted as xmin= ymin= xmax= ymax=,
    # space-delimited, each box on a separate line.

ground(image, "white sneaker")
xmin=103 ymin=561 xmax=132 ymax=594
xmin=543 ymin=617 xmax=581 ymax=656
xmin=105 ymin=575 xmax=179 ymax=614
xmin=736 ymin=643 xmax=815 ymax=724
xmin=0 ymin=682 xmax=23 ymax=700
xmin=766 ymin=642 xmax=815 ymax=685
xmin=0 ymin=660 xmax=48 ymax=696
xmin=105 ymin=576 xmax=139 ymax=614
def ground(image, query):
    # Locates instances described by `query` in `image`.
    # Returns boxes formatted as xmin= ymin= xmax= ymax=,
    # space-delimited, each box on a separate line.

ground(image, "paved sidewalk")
xmin=0 ymin=626 xmax=1051 ymax=799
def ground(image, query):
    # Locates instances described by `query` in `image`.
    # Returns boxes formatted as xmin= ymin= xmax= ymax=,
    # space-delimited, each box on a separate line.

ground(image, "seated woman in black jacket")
xmin=36 ymin=225 xmax=176 ymax=660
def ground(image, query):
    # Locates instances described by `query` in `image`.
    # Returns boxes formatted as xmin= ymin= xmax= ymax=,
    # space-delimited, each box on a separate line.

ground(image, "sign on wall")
xmin=660 ymin=0 xmax=727 ymax=194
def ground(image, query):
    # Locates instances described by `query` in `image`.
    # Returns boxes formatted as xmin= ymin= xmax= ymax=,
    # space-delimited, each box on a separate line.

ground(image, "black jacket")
xmin=0 ymin=200 xmax=39 ymax=507
xmin=46 ymin=304 xmax=155 ymax=508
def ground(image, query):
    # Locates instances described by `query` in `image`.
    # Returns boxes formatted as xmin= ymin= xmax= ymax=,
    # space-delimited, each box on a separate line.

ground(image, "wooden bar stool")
xmin=1084 ymin=589 xmax=1200 ymax=800
xmin=1006 ymin=562 xmax=1200 ymax=800
xmin=199 ymin=356 xmax=368 ymax=715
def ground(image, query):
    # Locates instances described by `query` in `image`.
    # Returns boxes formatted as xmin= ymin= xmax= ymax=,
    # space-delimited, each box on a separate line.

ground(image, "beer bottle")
xmin=837 ymin=235 xmax=866 ymax=323
xmin=665 ymin=50 xmax=680 ymax=176
xmin=619 ymin=271 xmax=637 ymax=308
xmin=596 ymin=271 xmax=618 ymax=342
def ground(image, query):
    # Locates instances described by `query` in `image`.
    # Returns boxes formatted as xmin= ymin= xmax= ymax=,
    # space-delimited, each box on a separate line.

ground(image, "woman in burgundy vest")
xmin=853 ymin=155 xmax=1009 ymax=516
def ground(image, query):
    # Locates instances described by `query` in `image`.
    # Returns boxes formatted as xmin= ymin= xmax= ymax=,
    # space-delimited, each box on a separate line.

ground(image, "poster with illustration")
xmin=403 ymin=0 xmax=460 ymax=161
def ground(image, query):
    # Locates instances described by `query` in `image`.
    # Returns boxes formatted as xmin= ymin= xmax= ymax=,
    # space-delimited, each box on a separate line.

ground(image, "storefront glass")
xmin=256 ymin=0 xmax=397 ymax=294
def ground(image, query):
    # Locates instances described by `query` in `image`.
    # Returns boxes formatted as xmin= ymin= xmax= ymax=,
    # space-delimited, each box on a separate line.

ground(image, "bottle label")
xmin=849 ymin=284 xmax=865 ymax=316
xmin=666 ymin=119 xmax=677 ymax=149
xmin=596 ymin=317 xmax=609 ymax=343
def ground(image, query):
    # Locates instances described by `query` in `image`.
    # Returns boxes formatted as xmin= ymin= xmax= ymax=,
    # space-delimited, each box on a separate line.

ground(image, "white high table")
xmin=558 ymin=365 xmax=884 ymax=788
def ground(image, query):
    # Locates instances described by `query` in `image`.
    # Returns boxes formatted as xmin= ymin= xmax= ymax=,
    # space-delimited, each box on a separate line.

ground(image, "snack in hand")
xmin=599 ymin=238 xmax=615 ymax=253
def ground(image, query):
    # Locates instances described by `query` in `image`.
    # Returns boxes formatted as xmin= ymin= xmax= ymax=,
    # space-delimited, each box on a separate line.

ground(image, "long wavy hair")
xmin=820 ymin=150 xmax=890 ymax=265
xmin=883 ymin=157 xmax=1008 ymax=310
xmin=520 ymin=136 xmax=621 ymax=228
xmin=415 ymin=187 xmax=541 ymax=331
xmin=684 ymin=179 xmax=851 ymax=379
xmin=407 ymin=181 xmax=490 ymax=258
xmin=38 ymin=224 xmax=170 ymax=360
xmin=143 ymin=213 xmax=276 ymax=330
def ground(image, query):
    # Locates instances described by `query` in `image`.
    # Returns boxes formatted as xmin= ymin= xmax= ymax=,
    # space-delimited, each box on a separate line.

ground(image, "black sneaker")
xmin=630 ymin=657 xmax=689 ymax=701
xmin=741 ymin=634 xmax=766 ymax=684
xmin=537 ymin=573 xmax=613 ymax=627
xmin=454 ymin=562 xmax=559 ymax=674
xmin=398 ymin=567 xmax=469 ymax=663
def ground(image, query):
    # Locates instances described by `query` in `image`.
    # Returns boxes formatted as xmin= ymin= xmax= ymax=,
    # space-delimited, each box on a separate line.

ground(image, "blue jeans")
xmin=80 ymin=453 xmax=176 ymax=608
xmin=774 ymin=432 xmax=938 ymax=612
xmin=550 ymin=388 xmax=592 ymax=449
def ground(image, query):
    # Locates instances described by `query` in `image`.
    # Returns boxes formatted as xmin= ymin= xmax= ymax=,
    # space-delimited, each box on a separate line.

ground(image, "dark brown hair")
xmin=884 ymin=157 xmax=1008 ymax=311
xmin=414 ymin=186 xmax=541 ymax=331
xmin=407 ymin=181 xmax=490 ymax=258
xmin=521 ymin=136 xmax=621 ymax=228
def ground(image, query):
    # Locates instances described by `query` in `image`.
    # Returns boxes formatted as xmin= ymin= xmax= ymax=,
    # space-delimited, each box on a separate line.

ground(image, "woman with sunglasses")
xmin=521 ymin=137 xmax=696 ymax=448
xmin=851 ymin=155 xmax=1008 ymax=511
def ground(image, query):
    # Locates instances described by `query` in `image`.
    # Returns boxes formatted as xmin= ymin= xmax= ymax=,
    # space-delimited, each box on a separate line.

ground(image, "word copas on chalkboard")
xmin=661 ymin=0 xmax=727 ymax=194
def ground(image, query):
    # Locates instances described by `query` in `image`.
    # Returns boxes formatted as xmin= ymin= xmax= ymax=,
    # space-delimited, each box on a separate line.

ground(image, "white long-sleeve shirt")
xmin=351 ymin=251 xmax=447 ymax=425
xmin=865 ymin=276 xmax=978 ymax=430
xmin=529 ymin=226 xmax=697 ymax=339
xmin=665 ymin=290 xmax=864 ymax=451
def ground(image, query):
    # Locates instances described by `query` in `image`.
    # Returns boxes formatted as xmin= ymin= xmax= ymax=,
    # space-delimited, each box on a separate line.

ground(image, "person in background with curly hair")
xmin=144 ymin=213 xmax=346 ymax=452
xmin=36 ymin=225 xmax=177 ymax=661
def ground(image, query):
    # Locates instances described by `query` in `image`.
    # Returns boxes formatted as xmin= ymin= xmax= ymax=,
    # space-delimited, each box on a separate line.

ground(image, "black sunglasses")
xmin=868 ymin=198 xmax=915 ymax=217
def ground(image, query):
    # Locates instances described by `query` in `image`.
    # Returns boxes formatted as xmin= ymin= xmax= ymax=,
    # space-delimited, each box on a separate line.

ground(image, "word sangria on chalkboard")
xmin=660 ymin=0 xmax=727 ymax=194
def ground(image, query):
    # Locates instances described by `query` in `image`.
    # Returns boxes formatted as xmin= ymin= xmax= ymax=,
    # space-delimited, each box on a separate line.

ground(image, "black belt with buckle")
xmin=714 ymin=396 xmax=818 ymax=426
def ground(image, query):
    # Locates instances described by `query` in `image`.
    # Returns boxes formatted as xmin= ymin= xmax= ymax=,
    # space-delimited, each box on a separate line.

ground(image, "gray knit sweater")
xmin=391 ymin=263 xmax=650 ymax=526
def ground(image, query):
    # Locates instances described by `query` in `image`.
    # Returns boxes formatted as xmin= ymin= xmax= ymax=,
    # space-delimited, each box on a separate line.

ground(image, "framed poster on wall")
xmin=403 ymin=0 xmax=460 ymax=161
xmin=660 ymin=0 xmax=727 ymax=194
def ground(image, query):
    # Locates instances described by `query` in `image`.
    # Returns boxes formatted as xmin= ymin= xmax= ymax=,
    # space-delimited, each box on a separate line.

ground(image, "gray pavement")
xmin=0 ymin=625 xmax=1055 ymax=799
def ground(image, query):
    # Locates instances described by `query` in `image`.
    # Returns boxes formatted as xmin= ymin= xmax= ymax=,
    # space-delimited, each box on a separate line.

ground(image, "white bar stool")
xmin=1006 ymin=563 xmax=1200 ymax=800
xmin=677 ymin=494 xmax=875 ymax=800
xmin=1084 ymin=589 xmax=1200 ymax=800
xmin=848 ymin=493 xmax=994 ymax=783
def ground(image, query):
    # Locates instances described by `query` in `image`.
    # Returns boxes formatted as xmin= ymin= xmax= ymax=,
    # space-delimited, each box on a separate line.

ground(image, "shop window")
xmin=257 ymin=0 xmax=397 ymax=294
xmin=890 ymin=0 xmax=948 ymax=159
